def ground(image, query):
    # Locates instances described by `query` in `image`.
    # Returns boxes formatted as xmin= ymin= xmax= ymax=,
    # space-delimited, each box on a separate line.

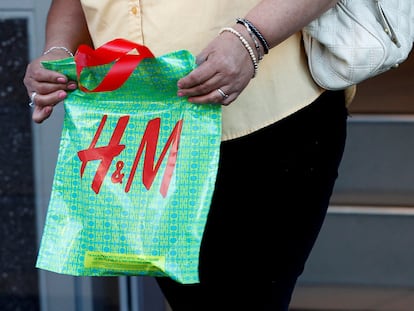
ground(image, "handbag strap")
xmin=75 ymin=38 xmax=155 ymax=92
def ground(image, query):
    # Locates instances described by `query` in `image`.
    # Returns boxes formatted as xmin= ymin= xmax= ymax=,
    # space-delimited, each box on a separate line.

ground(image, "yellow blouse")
xmin=80 ymin=0 xmax=329 ymax=141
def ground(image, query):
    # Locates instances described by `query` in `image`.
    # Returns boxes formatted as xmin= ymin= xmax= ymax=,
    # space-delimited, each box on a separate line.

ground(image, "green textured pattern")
xmin=36 ymin=50 xmax=221 ymax=284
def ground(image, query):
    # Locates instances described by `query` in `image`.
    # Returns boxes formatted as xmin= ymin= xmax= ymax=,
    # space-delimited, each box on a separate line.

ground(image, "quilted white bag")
xmin=302 ymin=0 xmax=414 ymax=90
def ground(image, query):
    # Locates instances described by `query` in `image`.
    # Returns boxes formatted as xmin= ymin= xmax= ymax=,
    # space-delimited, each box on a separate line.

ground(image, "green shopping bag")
xmin=36 ymin=39 xmax=221 ymax=284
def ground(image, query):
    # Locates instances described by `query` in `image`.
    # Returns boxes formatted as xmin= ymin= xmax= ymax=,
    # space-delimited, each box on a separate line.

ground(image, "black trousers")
xmin=157 ymin=90 xmax=348 ymax=310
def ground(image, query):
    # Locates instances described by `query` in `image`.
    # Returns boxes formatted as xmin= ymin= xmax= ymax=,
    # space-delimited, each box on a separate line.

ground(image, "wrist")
xmin=232 ymin=23 xmax=263 ymax=61
xmin=236 ymin=18 xmax=270 ymax=55
xmin=219 ymin=27 xmax=259 ymax=78
xmin=234 ymin=21 xmax=264 ymax=61
xmin=43 ymin=46 xmax=74 ymax=57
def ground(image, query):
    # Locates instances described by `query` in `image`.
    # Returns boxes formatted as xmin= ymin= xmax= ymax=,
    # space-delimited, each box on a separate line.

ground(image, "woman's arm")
xmin=44 ymin=0 xmax=92 ymax=53
xmin=246 ymin=0 xmax=338 ymax=49
xmin=23 ymin=0 xmax=91 ymax=123
xmin=177 ymin=0 xmax=338 ymax=105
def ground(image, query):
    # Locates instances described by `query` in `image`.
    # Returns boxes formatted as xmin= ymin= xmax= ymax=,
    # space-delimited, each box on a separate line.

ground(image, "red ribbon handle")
xmin=75 ymin=38 xmax=155 ymax=92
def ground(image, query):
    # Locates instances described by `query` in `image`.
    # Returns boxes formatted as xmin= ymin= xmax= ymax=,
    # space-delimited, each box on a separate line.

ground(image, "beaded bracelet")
xmin=43 ymin=46 xmax=74 ymax=57
xmin=236 ymin=18 xmax=269 ymax=54
xmin=219 ymin=27 xmax=258 ymax=78
xmin=236 ymin=18 xmax=263 ymax=61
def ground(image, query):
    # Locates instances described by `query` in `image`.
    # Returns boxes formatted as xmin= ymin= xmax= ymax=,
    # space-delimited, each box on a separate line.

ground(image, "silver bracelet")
xmin=219 ymin=27 xmax=258 ymax=78
xmin=237 ymin=18 xmax=270 ymax=54
xmin=236 ymin=18 xmax=263 ymax=61
xmin=43 ymin=46 xmax=74 ymax=57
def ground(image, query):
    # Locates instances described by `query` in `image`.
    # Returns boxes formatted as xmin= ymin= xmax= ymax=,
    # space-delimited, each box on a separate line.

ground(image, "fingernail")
xmin=67 ymin=83 xmax=77 ymax=90
xmin=177 ymin=91 xmax=184 ymax=97
xmin=57 ymin=77 xmax=67 ymax=83
xmin=58 ymin=91 xmax=67 ymax=100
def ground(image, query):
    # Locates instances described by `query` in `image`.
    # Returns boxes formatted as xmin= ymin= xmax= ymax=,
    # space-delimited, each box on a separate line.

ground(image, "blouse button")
xmin=131 ymin=6 xmax=138 ymax=15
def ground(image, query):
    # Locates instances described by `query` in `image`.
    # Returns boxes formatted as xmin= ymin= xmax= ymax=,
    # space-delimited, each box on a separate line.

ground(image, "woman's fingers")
xmin=32 ymin=105 xmax=54 ymax=124
xmin=177 ymin=31 xmax=254 ymax=106
xmin=29 ymin=89 xmax=69 ymax=123
xmin=24 ymin=55 xmax=78 ymax=123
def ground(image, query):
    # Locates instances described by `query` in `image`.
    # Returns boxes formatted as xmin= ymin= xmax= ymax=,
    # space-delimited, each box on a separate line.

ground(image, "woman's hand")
xmin=177 ymin=25 xmax=256 ymax=106
xmin=176 ymin=0 xmax=340 ymax=107
xmin=23 ymin=50 xmax=78 ymax=123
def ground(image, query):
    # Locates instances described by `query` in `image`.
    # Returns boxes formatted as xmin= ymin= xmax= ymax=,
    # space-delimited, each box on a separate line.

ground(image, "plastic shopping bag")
xmin=36 ymin=39 xmax=222 ymax=284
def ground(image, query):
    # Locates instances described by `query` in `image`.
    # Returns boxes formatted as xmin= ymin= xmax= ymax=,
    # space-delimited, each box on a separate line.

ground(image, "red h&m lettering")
xmin=78 ymin=115 xmax=128 ymax=194
xmin=125 ymin=117 xmax=183 ymax=197
xmin=77 ymin=115 xmax=183 ymax=197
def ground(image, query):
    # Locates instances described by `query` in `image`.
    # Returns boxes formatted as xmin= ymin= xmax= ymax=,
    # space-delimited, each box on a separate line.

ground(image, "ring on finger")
xmin=217 ymin=88 xmax=229 ymax=100
xmin=29 ymin=92 xmax=37 ymax=108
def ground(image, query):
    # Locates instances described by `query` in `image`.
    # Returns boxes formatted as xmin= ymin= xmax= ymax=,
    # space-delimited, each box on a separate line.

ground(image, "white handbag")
xmin=302 ymin=0 xmax=414 ymax=90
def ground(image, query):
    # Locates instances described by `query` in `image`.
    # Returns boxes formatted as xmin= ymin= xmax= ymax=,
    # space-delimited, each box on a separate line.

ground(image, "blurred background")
xmin=1 ymin=1 xmax=414 ymax=310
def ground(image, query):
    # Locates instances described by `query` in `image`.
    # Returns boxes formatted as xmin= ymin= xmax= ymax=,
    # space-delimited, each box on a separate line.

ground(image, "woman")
xmin=24 ymin=0 xmax=350 ymax=310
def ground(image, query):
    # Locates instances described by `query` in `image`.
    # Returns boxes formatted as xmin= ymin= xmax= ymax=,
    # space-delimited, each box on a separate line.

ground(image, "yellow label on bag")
xmin=84 ymin=251 xmax=166 ymax=273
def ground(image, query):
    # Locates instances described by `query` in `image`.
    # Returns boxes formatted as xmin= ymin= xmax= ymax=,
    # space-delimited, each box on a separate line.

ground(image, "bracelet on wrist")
xmin=219 ymin=27 xmax=258 ymax=78
xmin=236 ymin=18 xmax=269 ymax=54
xmin=43 ymin=46 xmax=74 ymax=57
xmin=236 ymin=18 xmax=263 ymax=61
